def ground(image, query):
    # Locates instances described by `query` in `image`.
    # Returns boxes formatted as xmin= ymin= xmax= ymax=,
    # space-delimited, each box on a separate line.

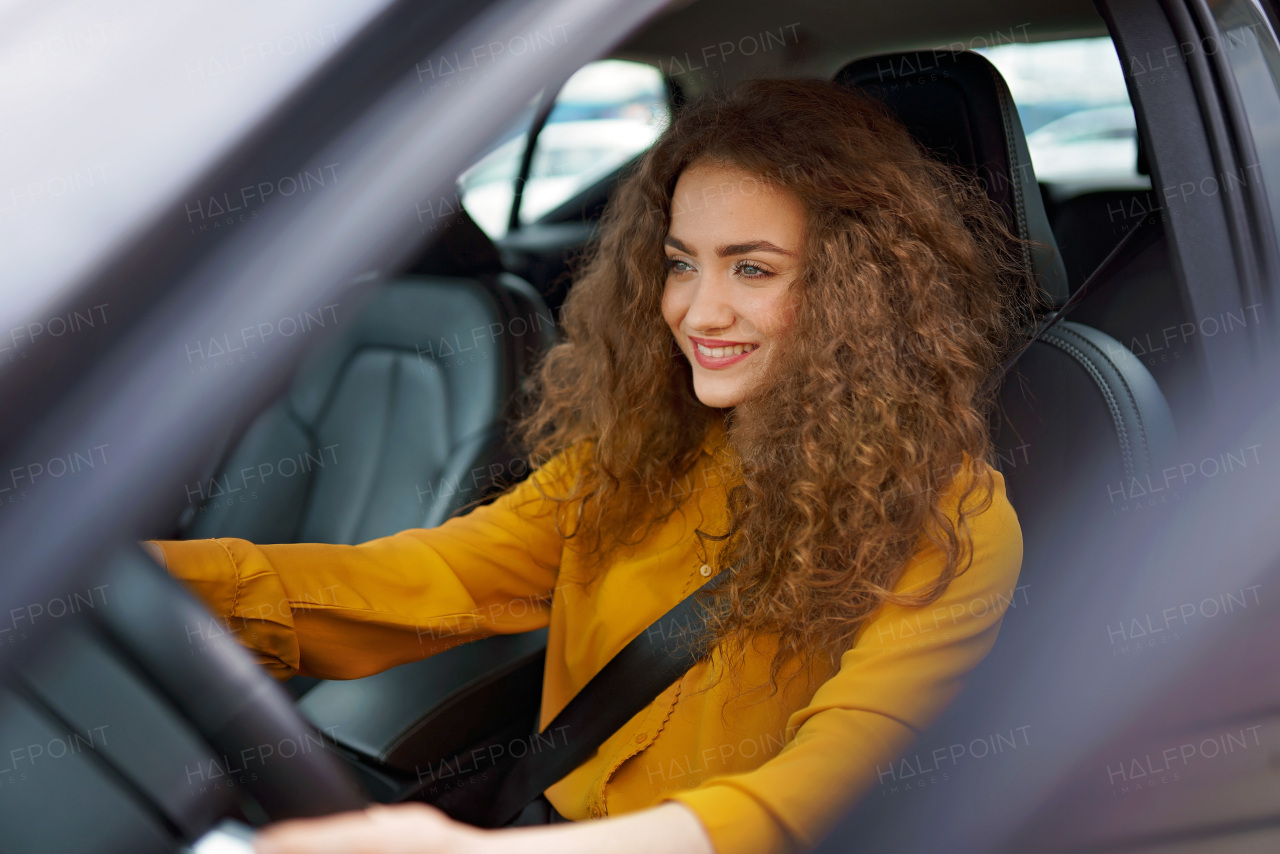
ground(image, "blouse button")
xmin=634 ymin=732 xmax=646 ymax=743
xmin=589 ymin=805 xmax=601 ymax=818
xmin=699 ymin=564 xmax=712 ymax=576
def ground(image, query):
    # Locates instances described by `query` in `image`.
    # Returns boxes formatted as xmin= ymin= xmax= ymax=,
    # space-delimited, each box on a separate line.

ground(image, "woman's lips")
xmin=689 ymin=337 xmax=758 ymax=370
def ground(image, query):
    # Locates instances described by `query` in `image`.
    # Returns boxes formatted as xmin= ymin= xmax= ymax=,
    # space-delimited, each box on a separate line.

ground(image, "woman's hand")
xmin=250 ymin=800 xmax=716 ymax=854
xmin=253 ymin=803 xmax=483 ymax=854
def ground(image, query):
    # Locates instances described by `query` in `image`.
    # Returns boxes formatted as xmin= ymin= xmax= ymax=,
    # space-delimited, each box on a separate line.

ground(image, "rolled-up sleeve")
xmin=661 ymin=469 xmax=1024 ymax=854
xmin=149 ymin=445 xmax=582 ymax=681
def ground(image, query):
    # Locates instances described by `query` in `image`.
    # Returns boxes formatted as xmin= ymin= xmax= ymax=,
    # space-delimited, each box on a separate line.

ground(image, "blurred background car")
xmin=1026 ymin=106 xmax=1148 ymax=191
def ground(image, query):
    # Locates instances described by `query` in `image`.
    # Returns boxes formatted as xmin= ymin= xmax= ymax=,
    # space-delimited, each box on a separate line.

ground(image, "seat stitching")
xmin=1053 ymin=324 xmax=1153 ymax=473
xmin=351 ymin=354 xmax=404 ymax=541
xmin=285 ymin=405 xmax=324 ymax=543
xmin=1038 ymin=332 xmax=1136 ymax=480
xmin=990 ymin=64 xmax=1035 ymax=286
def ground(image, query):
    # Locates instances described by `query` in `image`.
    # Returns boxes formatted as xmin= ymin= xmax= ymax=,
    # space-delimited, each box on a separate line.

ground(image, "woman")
xmin=145 ymin=76 xmax=1031 ymax=854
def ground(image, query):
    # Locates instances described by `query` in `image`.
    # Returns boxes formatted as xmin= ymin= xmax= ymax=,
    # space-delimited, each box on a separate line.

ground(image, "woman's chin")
xmin=693 ymin=384 xmax=745 ymax=409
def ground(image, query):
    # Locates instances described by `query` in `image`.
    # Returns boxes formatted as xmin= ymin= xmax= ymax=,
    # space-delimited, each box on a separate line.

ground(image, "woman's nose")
xmin=685 ymin=270 xmax=735 ymax=331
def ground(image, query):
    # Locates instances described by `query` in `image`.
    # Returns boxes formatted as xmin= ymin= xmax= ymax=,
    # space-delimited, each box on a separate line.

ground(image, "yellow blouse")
xmin=149 ymin=418 xmax=1023 ymax=854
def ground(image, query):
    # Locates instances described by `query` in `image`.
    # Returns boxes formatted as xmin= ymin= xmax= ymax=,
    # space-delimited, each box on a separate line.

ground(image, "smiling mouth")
xmin=688 ymin=338 xmax=758 ymax=370
xmin=694 ymin=341 xmax=757 ymax=357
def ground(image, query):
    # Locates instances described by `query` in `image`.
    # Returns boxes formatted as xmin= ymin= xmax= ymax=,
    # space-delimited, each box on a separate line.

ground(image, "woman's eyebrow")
xmin=664 ymin=235 xmax=795 ymax=257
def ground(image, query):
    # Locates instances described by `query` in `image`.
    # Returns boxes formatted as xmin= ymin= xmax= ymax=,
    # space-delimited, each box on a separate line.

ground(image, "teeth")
xmin=696 ymin=342 xmax=756 ymax=357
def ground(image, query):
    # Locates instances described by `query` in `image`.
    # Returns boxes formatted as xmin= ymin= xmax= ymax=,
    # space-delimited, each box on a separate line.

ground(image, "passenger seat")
xmin=177 ymin=209 xmax=557 ymax=731
xmin=179 ymin=211 xmax=553 ymax=542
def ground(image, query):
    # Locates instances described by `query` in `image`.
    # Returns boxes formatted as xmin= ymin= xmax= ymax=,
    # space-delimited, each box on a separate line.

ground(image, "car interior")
xmin=2 ymin=0 xmax=1273 ymax=850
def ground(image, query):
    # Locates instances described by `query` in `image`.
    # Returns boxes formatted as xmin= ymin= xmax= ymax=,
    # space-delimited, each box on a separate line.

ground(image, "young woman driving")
xmin=144 ymin=76 xmax=1029 ymax=854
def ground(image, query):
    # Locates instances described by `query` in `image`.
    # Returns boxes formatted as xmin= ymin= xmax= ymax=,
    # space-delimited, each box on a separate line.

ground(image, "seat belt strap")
xmin=980 ymin=209 xmax=1163 ymax=401
xmin=488 ymin=562 xmax=736 ymax=826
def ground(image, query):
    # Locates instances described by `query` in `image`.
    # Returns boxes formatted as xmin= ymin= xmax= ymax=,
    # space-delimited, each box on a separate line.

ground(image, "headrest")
xmin=834 ymin=50 xmax=1070 ymax=307
xmin=403 ymin=205 xmax=505 ymax=279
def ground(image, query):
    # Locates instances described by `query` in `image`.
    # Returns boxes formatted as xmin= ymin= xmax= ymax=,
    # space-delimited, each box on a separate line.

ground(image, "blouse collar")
xmin=699 ymin=416 xmax=731 ymax=461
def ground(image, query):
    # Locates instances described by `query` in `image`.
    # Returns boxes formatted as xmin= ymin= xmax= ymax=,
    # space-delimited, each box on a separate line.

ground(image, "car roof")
xmin=614 ymin=0 xmax=1106 ymax=93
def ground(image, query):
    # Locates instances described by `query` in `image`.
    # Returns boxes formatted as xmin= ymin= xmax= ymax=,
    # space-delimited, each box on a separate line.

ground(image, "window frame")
xmin=503 ymin=58 xmax=676 ymax=234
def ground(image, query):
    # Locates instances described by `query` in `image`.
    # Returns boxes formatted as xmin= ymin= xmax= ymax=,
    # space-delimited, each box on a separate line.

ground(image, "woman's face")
xmin=661 ymin=160 xmax=805 ymax=409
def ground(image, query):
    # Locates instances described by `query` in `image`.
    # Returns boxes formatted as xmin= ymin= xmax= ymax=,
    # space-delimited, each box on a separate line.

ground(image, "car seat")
xmin=177 ymin=210 xmax=557 ymax=767
xmin=834 ymin=51 xmax=1178 ymax=616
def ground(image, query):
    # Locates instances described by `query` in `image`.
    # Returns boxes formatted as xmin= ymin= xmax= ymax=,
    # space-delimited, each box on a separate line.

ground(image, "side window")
xmin=458 ymin=59 xmax=669 ymax=239
xmin=977 ymin=37 xmax=1146 ymax=198
xmin=978 ymin=37 xmax=1153 ymax=290
xmin=454 ymin=92 xmax=543 ymax=239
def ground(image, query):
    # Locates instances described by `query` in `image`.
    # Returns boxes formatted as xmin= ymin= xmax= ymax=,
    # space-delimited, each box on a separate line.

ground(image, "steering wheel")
xmin=31 ymin=545 xmax=369 ymax=830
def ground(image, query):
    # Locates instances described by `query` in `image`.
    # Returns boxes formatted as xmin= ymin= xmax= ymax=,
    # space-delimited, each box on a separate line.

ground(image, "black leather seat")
xmin=177 ymin=210 xmax=556 ymax=768
xmin=180 ymin=212 xmax=553 ymax=542
xmin=834 ymin=51 xmax=1178 ymax=602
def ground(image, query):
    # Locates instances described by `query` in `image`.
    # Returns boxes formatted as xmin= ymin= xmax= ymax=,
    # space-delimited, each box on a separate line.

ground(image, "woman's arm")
xmin=144 ymin=444 xmax=584 ymax=680
xmin=250 ymin=465 xmax=1021 ymax=854
xmin=251 ymin=801 xmax=715 ymax=854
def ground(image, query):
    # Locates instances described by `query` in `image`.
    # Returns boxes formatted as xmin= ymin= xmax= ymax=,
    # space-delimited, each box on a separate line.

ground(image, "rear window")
xmin=977 ymin=37 xmax=1149 ymax=199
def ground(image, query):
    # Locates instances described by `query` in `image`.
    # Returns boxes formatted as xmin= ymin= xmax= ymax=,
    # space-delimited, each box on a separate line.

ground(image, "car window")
xmin=977 ymin=37 xmax=1147 ymax=199
xmin=458 ymin=59 xmax=669 ymax=238
xmin=448 ymin=91 xmax=543 ymax=237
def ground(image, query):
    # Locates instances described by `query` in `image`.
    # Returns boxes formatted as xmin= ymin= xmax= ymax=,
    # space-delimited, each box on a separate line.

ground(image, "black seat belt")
xmin=426 ymin=561 xmax=737 ymax=827
xmin=980 ymin=209 xmax=1163 ymax=401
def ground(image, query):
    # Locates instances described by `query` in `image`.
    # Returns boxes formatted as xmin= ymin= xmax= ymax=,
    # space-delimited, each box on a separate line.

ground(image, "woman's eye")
xmin=735 ymin=260 xmax=773 ymax=278
xmin=665 ymin=257 xmax=693 ymax=273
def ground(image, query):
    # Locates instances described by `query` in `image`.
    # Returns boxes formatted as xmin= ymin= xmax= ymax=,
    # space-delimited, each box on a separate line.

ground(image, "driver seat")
xmin=833 ymin=50 xmax=1178 ymax=622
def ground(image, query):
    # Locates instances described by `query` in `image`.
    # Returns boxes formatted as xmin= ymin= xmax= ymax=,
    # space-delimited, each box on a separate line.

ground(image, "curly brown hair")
xmin=508 ymin=76 xmax=1038 ymax=702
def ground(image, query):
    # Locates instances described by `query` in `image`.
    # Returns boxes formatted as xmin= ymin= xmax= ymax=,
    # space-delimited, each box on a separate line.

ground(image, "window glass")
xmin=977 ymin=37 xmax=1149 ymax=199
xmin=454 ymin=91 xmax=543 ymax=238
xmin=458 ymin=59 xmax=669 ymax=238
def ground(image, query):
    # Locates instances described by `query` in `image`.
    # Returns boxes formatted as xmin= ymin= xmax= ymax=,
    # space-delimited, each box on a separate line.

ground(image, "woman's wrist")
xmin=245 ymin=790 xmax=716 ymax=854
xmin=468 ymin=801 xmax=715 ymax=854
xmin=252 ymin=803 xmax=478 ymax=854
